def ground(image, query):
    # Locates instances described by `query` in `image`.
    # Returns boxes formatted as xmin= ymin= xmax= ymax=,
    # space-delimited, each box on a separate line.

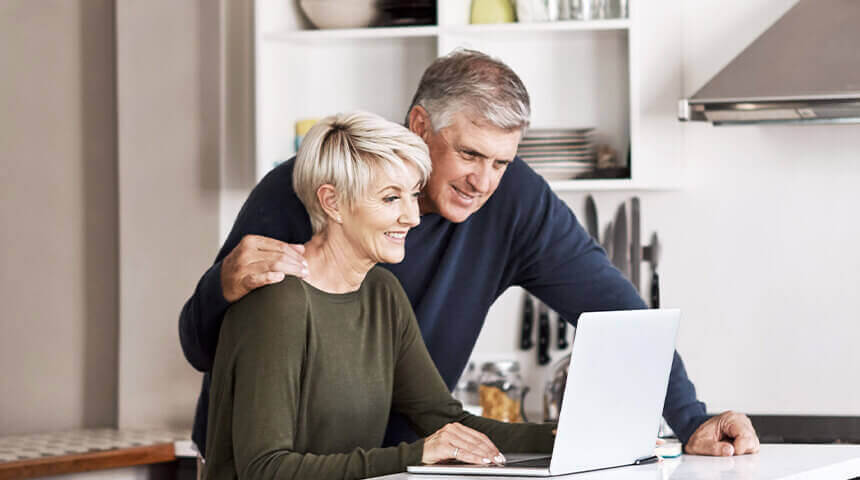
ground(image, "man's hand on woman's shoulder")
xmin=220 ymin=234 xmax=308 ymax=303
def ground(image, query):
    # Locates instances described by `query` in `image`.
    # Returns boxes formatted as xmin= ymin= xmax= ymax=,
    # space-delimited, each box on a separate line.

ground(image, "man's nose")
xmin=467 ymin=161 xmax=493 ymax=194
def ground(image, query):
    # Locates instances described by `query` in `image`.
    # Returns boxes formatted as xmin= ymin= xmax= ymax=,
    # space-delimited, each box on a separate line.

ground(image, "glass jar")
xmin=570 ymin=0 xmax=626 ymax=20
xmin=543 ymin=354 xmax=571 ymax=422
xmin=478 ymin=360 xmax=529 ymax=423
xmin=453 ymin=362 xmax=482 ymax=416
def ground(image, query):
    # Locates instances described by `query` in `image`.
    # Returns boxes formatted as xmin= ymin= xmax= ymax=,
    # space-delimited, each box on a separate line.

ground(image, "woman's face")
xmin=340 ymin=163 xmax=423 ymax=265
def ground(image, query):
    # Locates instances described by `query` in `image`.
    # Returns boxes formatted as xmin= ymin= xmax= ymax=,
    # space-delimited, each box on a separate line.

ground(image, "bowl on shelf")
xmin=377 ymin=0 xmax=436 ymax=26
xmin=299 ymin=0 xmax=380 ymax=29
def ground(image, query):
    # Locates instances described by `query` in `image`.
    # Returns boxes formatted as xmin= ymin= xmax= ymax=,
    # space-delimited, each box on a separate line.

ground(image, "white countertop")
xmin=367 ymin=444 xmax=860 ymax=480
xmin=174 ymin=439 xmax=198 ymax=458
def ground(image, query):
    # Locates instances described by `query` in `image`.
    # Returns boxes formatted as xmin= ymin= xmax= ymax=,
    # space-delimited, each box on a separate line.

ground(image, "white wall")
xmin=0 ymin=0 xmax=118 ymax=436
xmin=666 ymin=0 xmax=860 ymax=415
xmin=115 ymin=0 xmax=221 ymax=428
xmin=115 ymin=0 xmax=256 ymax=431
xmin=474 ymin=0 xmax=860 ymax=418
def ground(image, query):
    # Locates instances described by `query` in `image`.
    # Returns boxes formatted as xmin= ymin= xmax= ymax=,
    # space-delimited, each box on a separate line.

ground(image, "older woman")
xmin=202 ymin=112 xmax=554 ymax=480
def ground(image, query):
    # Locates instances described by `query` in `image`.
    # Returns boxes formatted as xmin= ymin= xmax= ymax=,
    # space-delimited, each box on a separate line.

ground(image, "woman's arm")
xmin=389 ymin=290 xmax=555 ymax=458
xmin=206 ymin=280 xmax=424 ymax=480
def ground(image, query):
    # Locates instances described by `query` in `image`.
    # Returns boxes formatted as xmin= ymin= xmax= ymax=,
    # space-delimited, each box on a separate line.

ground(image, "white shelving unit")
xmin=254 ymin=1 xmax=682 ymax=192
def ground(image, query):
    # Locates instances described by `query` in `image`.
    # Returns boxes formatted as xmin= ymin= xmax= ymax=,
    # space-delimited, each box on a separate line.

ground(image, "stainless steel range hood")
xmin=679 ymin=0 xmax=860 ymax=125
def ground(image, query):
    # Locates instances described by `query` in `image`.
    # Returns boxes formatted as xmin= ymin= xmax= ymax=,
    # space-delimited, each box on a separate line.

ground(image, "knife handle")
xmin=557 ymin=315 xmax=569 ymax=349
xmin=650 ymin=271 xmax=660 ymax=309
xmin=520 ymin=295 xmax=534 ymax=350
xmin=538 ymin=306 xmax=551 ymax=365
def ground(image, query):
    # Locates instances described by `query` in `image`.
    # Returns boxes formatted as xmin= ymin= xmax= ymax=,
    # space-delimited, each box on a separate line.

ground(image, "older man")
xmin=179 ymin=49 xmax=759 ymax=460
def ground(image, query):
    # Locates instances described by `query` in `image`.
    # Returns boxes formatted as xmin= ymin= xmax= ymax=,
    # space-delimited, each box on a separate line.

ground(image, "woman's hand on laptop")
xmin=422 ymin=423 xmax=506 ymax=466
xmin=684 ymin=411 xmax=760 ymax=456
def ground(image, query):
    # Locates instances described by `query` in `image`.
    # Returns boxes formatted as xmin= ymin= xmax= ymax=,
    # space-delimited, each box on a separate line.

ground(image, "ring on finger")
xmin=453 ymin=447 xmax=459 ymax=458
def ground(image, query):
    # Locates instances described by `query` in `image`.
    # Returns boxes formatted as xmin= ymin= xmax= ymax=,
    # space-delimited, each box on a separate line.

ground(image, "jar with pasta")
xmin=477 ymin=360 xmax=529 ymax=423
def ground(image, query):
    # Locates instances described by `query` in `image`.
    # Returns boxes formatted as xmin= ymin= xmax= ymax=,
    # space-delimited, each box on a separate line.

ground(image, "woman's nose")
xmin=400 ymin=197 xmax=420 ymax=227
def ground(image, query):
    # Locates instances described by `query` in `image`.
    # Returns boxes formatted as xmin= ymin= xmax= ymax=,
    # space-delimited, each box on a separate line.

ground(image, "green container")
xmin=471 ymin=0 xmax=516 ymax=24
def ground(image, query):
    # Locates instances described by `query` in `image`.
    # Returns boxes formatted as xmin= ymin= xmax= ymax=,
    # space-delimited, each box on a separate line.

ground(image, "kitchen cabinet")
xmin=254 ymin=0 xmax=682 ymax=191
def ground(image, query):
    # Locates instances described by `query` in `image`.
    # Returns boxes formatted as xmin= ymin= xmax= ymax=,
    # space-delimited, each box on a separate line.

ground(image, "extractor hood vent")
xmin=680 ymin=0 xmax=860 ymax=126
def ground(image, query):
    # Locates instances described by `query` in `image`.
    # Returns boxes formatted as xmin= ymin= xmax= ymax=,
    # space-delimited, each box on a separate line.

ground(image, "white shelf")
xmin=255 ymin=0 xmax=684 ymax=190
xmin=442 ymin=18 xmax=630 ymax=34
xmin=548 ymin=179 xmax=680 ymax=192
xmin=262 ymin=19 xmax=630 ymax=43
xmin=264 ymin=25 xmax=438 ymax=42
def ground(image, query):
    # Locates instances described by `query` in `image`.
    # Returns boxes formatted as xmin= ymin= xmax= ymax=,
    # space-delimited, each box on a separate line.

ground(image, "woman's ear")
xmin=408 ymin=105 xmax=431 ymax=142
xmin=316 ymin=184 xmax=343 ymax=224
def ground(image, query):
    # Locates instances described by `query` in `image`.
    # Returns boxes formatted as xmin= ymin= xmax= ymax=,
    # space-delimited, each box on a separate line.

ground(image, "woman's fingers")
xmin=449 ymin=423 xmax=505 ymax=464
xmin=449 ymin=442 xmax=493 ymax=466
xmin=421 ymin=423 xmax=505 ymax=465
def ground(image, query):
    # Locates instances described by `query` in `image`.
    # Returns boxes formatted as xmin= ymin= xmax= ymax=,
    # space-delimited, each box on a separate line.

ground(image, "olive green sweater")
xmin=203 ymin=267 xmax=554 ymax=480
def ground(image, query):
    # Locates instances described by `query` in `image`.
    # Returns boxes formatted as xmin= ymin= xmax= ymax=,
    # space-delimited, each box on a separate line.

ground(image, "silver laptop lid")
xmin=549 ymin=309 xmax=680 ymax=474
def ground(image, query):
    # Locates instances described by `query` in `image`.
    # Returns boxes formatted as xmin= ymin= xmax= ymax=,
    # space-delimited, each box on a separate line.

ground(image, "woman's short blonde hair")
xmin=293 ymin=111 xmax=432 ymax=234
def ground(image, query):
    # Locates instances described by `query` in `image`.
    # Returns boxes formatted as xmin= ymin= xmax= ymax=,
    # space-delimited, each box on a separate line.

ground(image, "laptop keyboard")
xmin=504 ymin=456 xmax=551 ymax=468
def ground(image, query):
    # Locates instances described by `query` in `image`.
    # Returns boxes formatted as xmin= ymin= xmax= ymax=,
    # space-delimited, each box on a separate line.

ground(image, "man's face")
xmin=415 ymin=110 xmax=522 ymax=223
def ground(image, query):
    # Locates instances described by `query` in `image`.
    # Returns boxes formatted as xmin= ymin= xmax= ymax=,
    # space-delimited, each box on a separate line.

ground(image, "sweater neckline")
xmin=300 ymin=279 xmax=362 ymax=304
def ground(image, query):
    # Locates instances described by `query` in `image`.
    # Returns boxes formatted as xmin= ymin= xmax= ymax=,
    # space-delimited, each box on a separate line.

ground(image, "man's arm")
xmin=506 ymin=169 xmax=759 ymax=454
xmin=177 ymin=161 xmax=312 ymax=372
xmin=178 ymin=235 xmax=306 ymax=372
xmin=178 ymin=261 xmax=231 ymax=372
xmin=506 ymin=168 xmax=707 ymax=444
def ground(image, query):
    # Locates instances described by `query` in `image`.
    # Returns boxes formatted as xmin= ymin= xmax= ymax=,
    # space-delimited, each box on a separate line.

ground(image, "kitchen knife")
xmin=537 ymin=302 xmax=551 ymax=365
xmin=584 ymin=195 xmax=599 ymax=242
xmin=630 ymin=197 xmax=641 ymax=292
xmin=557 ymin=313 xmax=569 ymax=349
xmin=520 ymin=294 xmax=534 ymax=350
xmin=644 ymin=232 xmax=661 ymax=308
xmin=612 ymin=203 xmax=629 ymax=279
xmin=602 ymin=221 xmax=614 ymax=260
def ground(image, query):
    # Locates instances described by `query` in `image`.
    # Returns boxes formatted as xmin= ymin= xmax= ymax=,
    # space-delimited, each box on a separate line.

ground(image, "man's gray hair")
xmin=406 ymin=49 xmax=531 ymax=133
xmin=294 ymin=112 xmax=431 ymax=234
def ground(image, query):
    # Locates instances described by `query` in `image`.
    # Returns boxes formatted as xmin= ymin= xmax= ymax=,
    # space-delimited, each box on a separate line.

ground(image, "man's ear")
xmin=408 ymin=105 xmax=432 ymax=141
xmin=316 ymin=184 xmax=342 ymax=224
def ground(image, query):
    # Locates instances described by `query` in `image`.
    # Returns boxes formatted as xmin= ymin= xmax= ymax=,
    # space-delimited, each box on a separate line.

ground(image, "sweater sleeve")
xmin=178 ymin=261 xmax=231 ymax=372
xmin=212 ymin=282 xmax=425 ymax=480
xmin=390 ymin=288 xmax=555 ymax=456
xmin=508 ymin=163 xmax=708 ymax=444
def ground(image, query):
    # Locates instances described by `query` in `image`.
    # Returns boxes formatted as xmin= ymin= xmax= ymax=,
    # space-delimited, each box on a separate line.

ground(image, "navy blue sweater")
xmin=179 ymin=157 xmax=708 ymax=457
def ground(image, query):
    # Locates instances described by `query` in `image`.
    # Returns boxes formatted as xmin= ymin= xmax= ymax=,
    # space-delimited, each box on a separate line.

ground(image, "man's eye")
xmin=459 ymin=151 xmax=476 ymax=160
xmin=495 ymin=160 xmax=512 ymax=168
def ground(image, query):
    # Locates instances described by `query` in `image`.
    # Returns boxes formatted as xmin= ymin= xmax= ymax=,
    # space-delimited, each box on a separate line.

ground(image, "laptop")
xmin=408 ymin=309 xmax=680 ymax=477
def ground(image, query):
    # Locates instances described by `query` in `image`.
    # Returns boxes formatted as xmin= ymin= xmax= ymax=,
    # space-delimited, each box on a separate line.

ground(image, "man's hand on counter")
xmin=685 ymin=411 xmax=761 ymax=456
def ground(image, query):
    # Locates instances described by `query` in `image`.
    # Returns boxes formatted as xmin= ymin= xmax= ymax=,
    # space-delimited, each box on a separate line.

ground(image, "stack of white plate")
xmin=517 ymin=128 xmax=595 ymax=180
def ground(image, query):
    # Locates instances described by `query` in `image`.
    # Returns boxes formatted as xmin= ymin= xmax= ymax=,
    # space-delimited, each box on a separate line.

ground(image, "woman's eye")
xmin=383 ymin=195 xmax=399 ymax=203
xmin=412 ymin=192 xmax=423 ymax=199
